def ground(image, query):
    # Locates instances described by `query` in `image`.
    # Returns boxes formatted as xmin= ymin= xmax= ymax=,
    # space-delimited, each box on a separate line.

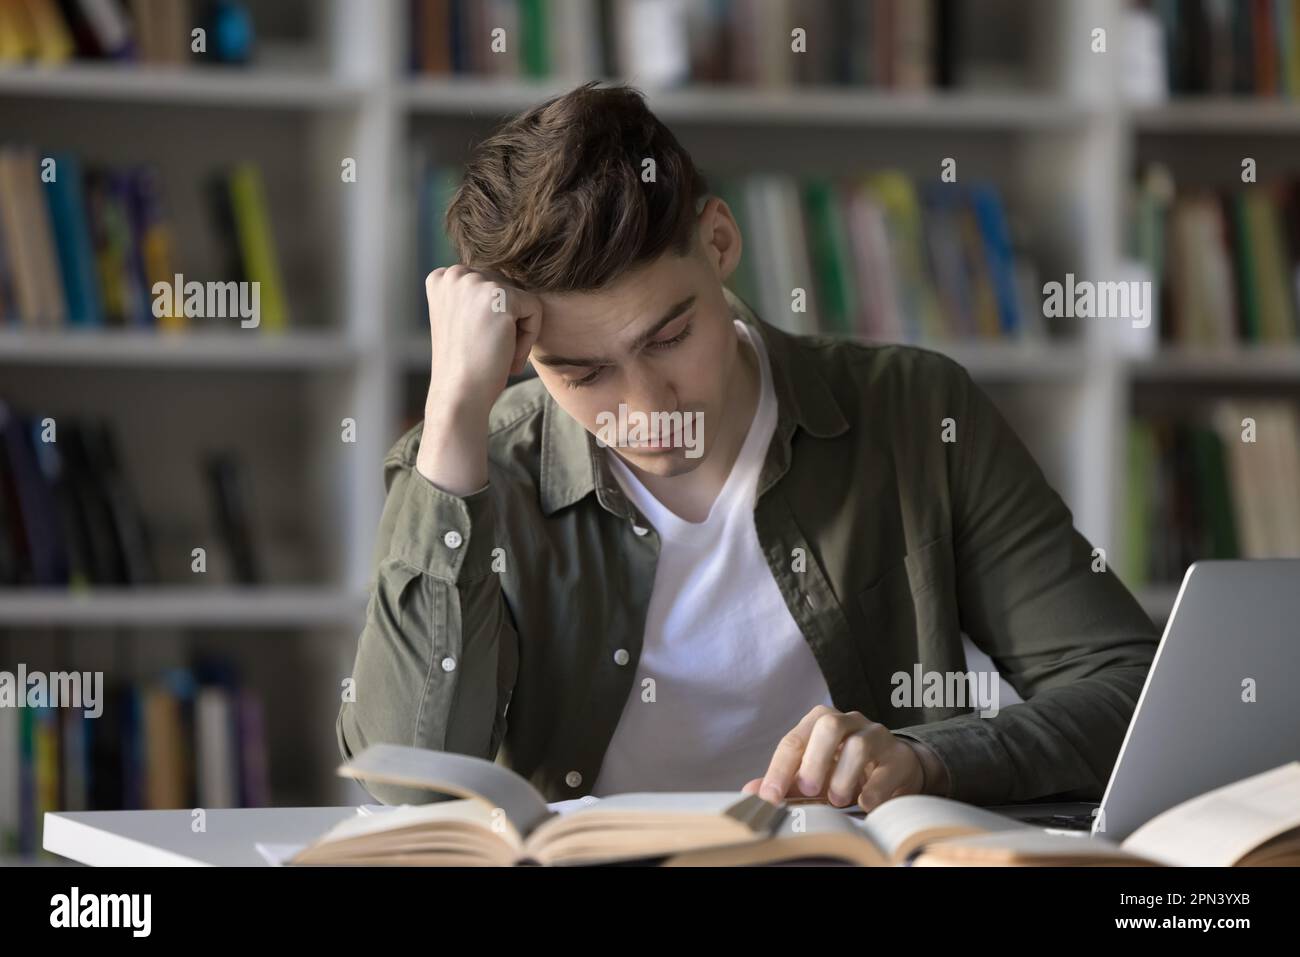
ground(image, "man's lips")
xmin=630 ymin=425 xmax=679 ymax=449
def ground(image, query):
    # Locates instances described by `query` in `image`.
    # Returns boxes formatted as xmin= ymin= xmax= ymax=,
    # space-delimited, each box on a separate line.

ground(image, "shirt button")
xmin=565 ymin=771 xmax=583 ymax=788
xmin=632 ymin=525 xmax=649 ymax=537
xmin=613 ymin=648 xmax=629 ymax=666
xmin=443 ymin=530 xmax=463 ymax=549
xmin=440 ymin=656 xmax=457 ymax=672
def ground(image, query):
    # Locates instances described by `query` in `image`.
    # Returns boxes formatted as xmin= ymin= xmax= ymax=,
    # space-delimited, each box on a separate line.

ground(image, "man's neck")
xmin=623 ymin=325 xmax=761 ymax=524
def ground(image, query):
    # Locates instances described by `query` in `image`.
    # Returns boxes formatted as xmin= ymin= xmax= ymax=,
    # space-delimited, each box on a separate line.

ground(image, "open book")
xmin=910 ymin=761 xmax=1300 ymax=867
xmin=289 ymin=745 xmax=1300 ymax=867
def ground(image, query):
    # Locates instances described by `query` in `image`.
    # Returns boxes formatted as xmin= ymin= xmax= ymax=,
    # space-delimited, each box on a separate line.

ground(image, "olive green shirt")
xmin=337 ymin=286 xmax=1159 ymax=807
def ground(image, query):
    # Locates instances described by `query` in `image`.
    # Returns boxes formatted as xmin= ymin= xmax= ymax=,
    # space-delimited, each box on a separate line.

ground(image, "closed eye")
xmin=647 ymin=319 xmax=693 ymax=351
xmin=565 ymin=366 xmax=606 ymax=390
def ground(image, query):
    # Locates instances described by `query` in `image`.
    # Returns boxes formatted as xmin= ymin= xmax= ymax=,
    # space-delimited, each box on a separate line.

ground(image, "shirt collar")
xmin=539 ymin=285 xmax=849 ymax=517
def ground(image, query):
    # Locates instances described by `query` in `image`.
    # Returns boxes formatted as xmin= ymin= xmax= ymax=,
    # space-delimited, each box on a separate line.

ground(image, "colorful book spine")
xmin=227 ymin=162 xmax=289 ymax=333
xmin=43 ymin=151 xmax=104 ymax=327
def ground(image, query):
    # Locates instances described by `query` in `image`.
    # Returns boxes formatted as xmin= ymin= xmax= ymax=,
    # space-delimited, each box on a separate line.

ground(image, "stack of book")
xmin=1149 ymin=0 xmax=1300 ymax=97
xmin=0 ymin=400 xmax=268 ymax=588
xmin=0 ymin=660 xmax=270 ymax=859
xmin=0 ymin=146 xmax=289 ymax=333
xmin=0 ymin=0 xmax=205 ymax=65
xmin=414 ymin=156 xmax=1035 ymax=344
xmin=1125 ymin=401 xmax=1300 ymax=587
xmin=1131 ymin=163 xmax=1300 ymax=348
xmin=0 ymin=402 xmax=154 ymax=588
xmin=408 ymin=0 xmax=961 ymax=90
xmin=715 ymin=172 xmax=1034 ymax=342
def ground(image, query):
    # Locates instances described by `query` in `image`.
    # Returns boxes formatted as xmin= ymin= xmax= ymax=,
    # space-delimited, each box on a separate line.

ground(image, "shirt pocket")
xmin=856 ymin=535 xmax=968 ymax=719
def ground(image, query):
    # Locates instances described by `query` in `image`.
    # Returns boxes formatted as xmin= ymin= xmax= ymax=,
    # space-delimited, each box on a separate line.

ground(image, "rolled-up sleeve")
xmin=336 ymin=437 xmax=519 ymax=805
xmin=893 ymin=364 xmax=1159 ymax=806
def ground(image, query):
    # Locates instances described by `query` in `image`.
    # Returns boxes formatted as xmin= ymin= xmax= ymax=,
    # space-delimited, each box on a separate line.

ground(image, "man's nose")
xmin=622 ymin=365 xmax=677 ymax=417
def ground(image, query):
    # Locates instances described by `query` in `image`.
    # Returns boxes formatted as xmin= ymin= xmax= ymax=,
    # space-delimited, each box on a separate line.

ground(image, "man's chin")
xmin=619 ymin=447 xmax=707 ymax=477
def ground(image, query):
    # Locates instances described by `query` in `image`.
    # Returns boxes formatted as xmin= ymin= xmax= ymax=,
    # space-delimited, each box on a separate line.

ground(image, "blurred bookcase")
xmin=2 ymin=0 xmax=1300 ymax=859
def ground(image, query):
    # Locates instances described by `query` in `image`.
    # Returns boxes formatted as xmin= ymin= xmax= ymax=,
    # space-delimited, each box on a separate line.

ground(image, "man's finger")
xmin=797 ymin=710 xmax=867 ymax=797
xmin=826 ymin=732 xmax=872 ymax=807
xmin=757 ymin=706 xmax=832 ymax=803
xmin=511 ymin=312 xmax=542 ymax=375
xmin=501 ymin=287 xmax=542 ymax=375
xmin=857 ymin=751 xmax=912 ymax=812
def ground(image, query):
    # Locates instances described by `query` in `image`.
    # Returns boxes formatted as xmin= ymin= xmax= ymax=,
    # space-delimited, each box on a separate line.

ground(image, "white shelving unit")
xmin=1 ymin=0 xmax=1295 ymax=811
xmin=0 ymin=587 xmax=367 ymax=629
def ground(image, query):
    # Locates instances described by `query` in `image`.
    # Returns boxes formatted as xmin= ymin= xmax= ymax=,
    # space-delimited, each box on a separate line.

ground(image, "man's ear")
xmin=702 ymin=195 xmax=743 ymax=282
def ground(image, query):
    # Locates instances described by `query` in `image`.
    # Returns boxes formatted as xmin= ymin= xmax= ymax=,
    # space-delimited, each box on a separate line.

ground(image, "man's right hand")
xmin=416 ymin=265 xmax=543 ymax=494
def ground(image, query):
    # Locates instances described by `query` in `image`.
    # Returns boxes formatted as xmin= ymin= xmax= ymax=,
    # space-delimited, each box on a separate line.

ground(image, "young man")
xmin=337 ymin=82 xmax=1158 ymax=811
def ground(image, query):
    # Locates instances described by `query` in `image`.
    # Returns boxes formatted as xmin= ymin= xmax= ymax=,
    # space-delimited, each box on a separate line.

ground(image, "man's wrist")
xmin=901 ymin=737 xmax=950 ymax=797
xmin=416 ymin=405 xmax=490 ymax=494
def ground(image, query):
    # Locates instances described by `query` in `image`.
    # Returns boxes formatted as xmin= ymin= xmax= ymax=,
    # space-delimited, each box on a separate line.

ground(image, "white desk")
xmin=43 ymin=807 xmax=358 ymax=866
xmin=43 ymin=797 xmax=603 ymax=866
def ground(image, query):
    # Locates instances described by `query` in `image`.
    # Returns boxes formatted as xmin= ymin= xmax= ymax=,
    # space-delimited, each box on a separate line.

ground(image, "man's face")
xmin=529 ymin=200 xmax=743 ymax=478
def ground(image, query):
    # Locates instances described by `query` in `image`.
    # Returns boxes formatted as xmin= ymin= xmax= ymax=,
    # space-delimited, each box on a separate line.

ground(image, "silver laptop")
xmin=1093 ymin=559 xmax=1300 ymax=840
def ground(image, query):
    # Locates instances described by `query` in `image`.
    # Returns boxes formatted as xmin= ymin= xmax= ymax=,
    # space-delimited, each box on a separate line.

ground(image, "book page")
xmin=306 ymin=798 xmax=520 ymax=847
xmin=859 ymin=795 xmax=1031 ymax=862
xmin=338 ymin=744 xmax=553 ymax=837
xmin=572 ymin=792 xmax=758 ymax=814
xmin=784 ymin=804 xmax=882 ymax=843
xmin=1121 ymin=762 xmax=1300 ymax=867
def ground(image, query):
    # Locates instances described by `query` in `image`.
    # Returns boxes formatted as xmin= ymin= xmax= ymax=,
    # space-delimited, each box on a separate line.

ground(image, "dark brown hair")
xmin=445 ymin=81 xmax=709 ymax=293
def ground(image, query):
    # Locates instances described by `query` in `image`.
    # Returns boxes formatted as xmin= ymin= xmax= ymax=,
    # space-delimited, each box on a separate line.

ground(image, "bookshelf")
xmin=2 ymin=0 xmax=1298 ymax=855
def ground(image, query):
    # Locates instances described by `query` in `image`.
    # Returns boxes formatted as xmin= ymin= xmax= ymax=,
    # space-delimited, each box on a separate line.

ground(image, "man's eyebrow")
xmin=532 ymin=296 xmax=697 ymax=368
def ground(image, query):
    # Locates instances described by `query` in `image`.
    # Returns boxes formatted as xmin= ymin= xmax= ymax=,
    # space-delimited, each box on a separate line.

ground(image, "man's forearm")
xmin=416 ymin=400 xmax=489 ymax=495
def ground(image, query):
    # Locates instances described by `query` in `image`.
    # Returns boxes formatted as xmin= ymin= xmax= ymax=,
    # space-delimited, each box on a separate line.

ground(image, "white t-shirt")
xmin=591 ymin=319 xmax=835 ymax=795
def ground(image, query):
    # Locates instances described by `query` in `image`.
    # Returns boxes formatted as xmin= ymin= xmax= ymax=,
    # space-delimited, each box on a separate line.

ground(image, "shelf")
xmin=0 ymin=329 xmax=359 ymax=370
xmin=0 ymin=64 xmax=365 ymax=109
xmin=926 ymin=341 xmax=1089 ymax=380
xmin=0 ymin=587 xmax=367 ymax=628
xmin=1130 ymin=99 xmax=1300 ymax=134
xmin=1125 ymin=348 xmax=1300 ymax=382
xmin=401 ymin=78 xmax=1097 ymax=129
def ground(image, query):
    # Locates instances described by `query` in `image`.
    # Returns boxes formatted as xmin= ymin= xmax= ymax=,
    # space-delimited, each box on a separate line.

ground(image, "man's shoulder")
xmin=777 ymin=329 xmax=975 ymax=412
